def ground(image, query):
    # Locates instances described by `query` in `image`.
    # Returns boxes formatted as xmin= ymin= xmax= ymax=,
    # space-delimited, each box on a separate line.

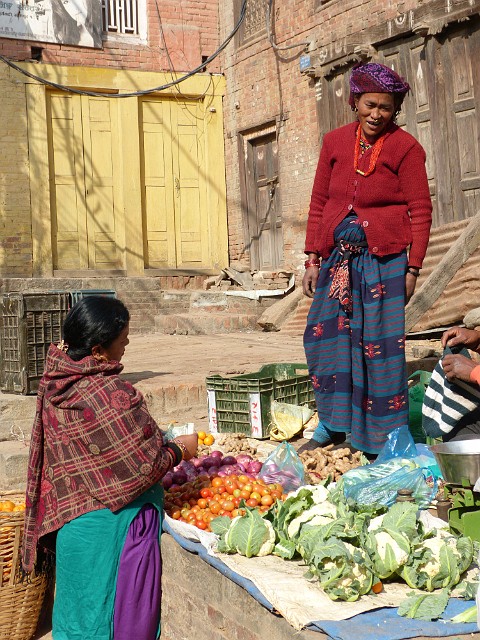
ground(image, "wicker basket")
xmin=0 ymin=492 xmax=49 ymax=640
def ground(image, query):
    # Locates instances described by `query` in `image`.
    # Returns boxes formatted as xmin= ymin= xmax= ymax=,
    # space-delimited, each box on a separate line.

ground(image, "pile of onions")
xmin=162 ymin=451 xmax=263 ymax=490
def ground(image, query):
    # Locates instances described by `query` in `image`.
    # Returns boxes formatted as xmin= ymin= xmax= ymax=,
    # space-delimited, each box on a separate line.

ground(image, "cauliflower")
xmin=365 ymin=528 xmax=410 ymax=579
xmin=309 ymin=538 xmax=374 ymax=602
xmin=287 ymin=503 xmax=336 ymax=539
xmin=399 ymin=532 xmax=473 ymax=591
xmin=219 ymin=510 xmax=276 ymax=558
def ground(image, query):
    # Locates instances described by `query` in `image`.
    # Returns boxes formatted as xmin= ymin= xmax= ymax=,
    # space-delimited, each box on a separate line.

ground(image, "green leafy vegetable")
xmin=364 ymin=528 xmax=410 ymax=579
xmin=216 ymin=509 xmax=275 ymax=558
xmin=450 ymin=604 xmax=477 ymax=623
xmin=397 ymin=589 xmax=450 ymax=621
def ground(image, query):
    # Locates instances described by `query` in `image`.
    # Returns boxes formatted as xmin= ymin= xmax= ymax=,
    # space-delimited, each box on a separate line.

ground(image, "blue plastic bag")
xmin=342 ymin=426 xmax=437 ymax=509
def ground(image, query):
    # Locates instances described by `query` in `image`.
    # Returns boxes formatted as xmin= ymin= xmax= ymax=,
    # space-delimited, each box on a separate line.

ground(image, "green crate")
xmin=206 ymin=363 xmax=315 ymax=439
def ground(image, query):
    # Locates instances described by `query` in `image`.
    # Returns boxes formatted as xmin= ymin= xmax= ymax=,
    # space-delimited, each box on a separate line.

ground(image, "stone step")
xmin=154 ymin=312 xmax=260 ymax=335
xmin=280 ymin=297 xmax=312 ymax=335
xmin=0 ymin=440 xmax=30 ymax=491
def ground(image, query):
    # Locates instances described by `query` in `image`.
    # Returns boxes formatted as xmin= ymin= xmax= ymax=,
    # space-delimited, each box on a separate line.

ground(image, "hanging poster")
xmin=0 ymin=0 xmax=102 ymax=48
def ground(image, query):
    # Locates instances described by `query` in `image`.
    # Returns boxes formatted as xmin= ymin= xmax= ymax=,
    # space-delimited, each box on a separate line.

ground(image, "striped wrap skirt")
xmin=303 ymin=214 xmax=409 ymax=454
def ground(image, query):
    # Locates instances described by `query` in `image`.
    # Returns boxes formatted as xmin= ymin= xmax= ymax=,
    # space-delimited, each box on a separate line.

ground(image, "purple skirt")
xmin=114 ymin=504 xmax=161 ymax=640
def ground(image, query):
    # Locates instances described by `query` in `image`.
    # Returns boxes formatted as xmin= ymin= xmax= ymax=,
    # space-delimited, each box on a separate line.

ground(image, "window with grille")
xmin=235 ymin=0 xmax=266 ymax=45
xmin=102 ymin=0 xmax=139 ymax=35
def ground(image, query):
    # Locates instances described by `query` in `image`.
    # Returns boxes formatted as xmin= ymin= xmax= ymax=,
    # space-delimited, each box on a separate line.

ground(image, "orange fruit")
xmin=197 ymin=431 xmax=207 ymax=440
xmin=203 ymin=434 xmax=215 ymax=446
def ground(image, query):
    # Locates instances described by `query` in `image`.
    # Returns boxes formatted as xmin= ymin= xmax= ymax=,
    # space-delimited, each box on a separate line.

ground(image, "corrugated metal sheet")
xmin=411 ymin=219 xmax=480 ymax=332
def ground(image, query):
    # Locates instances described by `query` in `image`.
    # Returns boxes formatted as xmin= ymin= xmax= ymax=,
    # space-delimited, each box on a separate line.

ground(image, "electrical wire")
xmin=154 ymin=0 xmax=212 ymax=102
xmin=0 ymin=0 xmax=247 ymax=98
xmin=266 ymin=0 xmax=310 ymax=52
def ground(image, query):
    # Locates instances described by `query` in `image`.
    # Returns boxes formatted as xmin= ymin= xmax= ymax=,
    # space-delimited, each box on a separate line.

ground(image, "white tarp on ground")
xmin=164 ymin=514 xmax=414 ymax=631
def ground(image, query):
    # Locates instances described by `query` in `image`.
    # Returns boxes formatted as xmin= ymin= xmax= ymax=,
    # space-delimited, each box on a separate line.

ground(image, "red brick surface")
xmin=0 ymin=0 xmax=220 ymax=73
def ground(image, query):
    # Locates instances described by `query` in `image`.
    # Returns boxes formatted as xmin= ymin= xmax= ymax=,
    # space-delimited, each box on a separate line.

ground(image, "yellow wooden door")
xmin=141 ymin=100 xmax=176 ymax=267
xmin=141 ymin=98 xmax=209 ymax=269
xmin=171 ymin=100 xmax=209 ymax=269
xmin=49 ymin=93 xmax=124 ymax=271
xmin=49 ymin=94 xmax=89 ymax=270
xmin=81 ymin=96 xmax=124 ymax=270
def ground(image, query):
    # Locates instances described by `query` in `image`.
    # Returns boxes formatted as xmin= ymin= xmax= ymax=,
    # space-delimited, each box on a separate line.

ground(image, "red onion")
xmin=221 ymin=456 xmax=237 ymax=467
xmin=247 ymin=460 xmax=263 ymax=474
xmin=162 ymin=472 xmax=173 ymax=489
xmin=210 ymin=450 xmax=223 ymax=459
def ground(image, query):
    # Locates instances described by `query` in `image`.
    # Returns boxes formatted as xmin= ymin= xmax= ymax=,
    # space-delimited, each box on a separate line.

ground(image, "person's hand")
xmin=405 ymin=272 xmax=417 ymax=304
xmin=303 ymin=266 xmax=319 ymax=298
xmin=173 ymin=434 xmax=198 ymax=461
xmin=441 ymin=326 xmax=480 ymax=351
xmin=442 ymin=353 xmax=477 ymax=383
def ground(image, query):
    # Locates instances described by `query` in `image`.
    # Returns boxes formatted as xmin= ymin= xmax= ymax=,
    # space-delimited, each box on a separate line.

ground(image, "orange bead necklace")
xmin=353 ymin=124 xmax=385 ymax=177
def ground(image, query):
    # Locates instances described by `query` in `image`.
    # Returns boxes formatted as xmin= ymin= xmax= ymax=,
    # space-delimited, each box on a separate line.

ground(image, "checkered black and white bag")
xmin=422 ymin=347 xmax=480 ymax=439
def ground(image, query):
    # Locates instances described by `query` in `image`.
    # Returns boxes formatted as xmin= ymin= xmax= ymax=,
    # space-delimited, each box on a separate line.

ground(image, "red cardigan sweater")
xmin=305 ymin=121 xmax=433 ymax=268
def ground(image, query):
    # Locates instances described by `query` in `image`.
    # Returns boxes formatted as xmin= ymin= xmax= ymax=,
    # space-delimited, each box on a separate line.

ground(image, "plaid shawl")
xmin=22 ymin=344 xmax=172 ymax=572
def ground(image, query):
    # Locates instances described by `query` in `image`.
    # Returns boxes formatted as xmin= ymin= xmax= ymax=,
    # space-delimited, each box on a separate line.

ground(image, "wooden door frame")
xmin=238 ymin=122 xmax=278 ymax=269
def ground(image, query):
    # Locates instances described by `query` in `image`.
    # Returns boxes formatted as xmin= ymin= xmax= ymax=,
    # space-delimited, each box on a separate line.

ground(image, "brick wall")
xmin=160 ymin=533 xmax=320 ymax=640
xmin=0 ymin=66 xmax=32 ymax=277
xmin=0 ymin=0 xmax=220 ymax=73
xmin=218 ymin=0 xmax=442 ymax=274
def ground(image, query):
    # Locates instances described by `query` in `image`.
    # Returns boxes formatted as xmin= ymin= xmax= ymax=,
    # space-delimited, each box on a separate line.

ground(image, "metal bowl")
xmin=430 ymin=440 xmax=480 ymax=485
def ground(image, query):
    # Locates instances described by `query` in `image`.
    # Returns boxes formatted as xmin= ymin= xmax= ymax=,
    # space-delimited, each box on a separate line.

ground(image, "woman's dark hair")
xmin=62 ymin=296 xmax=130 ymax=361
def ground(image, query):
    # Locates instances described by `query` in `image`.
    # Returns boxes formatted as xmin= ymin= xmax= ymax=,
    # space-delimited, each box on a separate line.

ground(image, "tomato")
xmin=250 ymin=492 xmax=261 ymax=502
xmin=243 ymin=484 xmax=253 ymax=494
xmin=180 ymin=507 xmax=190 ymax=518
xmin=196 ymin=498 xmax=207 ymax=509
xmin=238 ymin=475 xmax=249 ymax=484
xmin=240 ymin=489 xmax=251 ymax=500
xmin=221 ymin=500 xmax=235 ymax=512
xmin=171 ymin=510 xmax=181 ymax=520
xmin=187 ymin=513 xmax=196 ymax=523
xmin=200 ymin=488 xmax=213 ymax=499
xmin=246 ymin=498 xmax=258 ymax=508
xmin=232 ymin=488 xmax=242 ymax=498
xmin=252 ymin=484 xmax=263 ymax=494
xmin=196 ymin=519 xmax=207 ymax=530
xmin=211 ymin=477 xmax=225 ymax=488
xmin=210 ymin=502 xmax=221 ymax=514
xmin=232 ymin=496 xmax=241 ymax=508
xmin=270 ymin=490 xmax=282 ymax=500
xmin=261 ymin=495 xmax=274 ymax=507
xmin=191 ymin=505 xmax=200 ymax=513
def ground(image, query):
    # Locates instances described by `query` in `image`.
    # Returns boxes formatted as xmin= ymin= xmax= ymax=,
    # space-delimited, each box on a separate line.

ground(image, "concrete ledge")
xmin=160 ymin=533 xmax=321 ymax=640
xmin=0 ymin=440 xmax=29 ymax=491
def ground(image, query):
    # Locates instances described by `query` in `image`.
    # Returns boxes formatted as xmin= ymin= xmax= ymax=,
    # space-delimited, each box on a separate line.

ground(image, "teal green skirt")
xmin=52 ymin=485 xmax=163 ymax=640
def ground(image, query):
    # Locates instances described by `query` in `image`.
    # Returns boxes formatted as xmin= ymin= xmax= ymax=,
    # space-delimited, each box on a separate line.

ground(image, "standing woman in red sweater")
xmin=303 ymin=62 xmax=432 ymax=455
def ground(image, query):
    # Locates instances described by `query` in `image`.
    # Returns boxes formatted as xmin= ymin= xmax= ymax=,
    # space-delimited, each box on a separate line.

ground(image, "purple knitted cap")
xmin=348 ymin=62 xmax=411 ymax=108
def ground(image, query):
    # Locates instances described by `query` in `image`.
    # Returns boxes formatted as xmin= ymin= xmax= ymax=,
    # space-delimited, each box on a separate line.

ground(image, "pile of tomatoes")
xmin=163 ymin=473 xmax=286 ymax=532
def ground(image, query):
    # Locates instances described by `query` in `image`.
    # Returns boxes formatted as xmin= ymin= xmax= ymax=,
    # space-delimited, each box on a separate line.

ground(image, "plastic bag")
xmin=408 ymin=370 xmax=431 ymax=443
xmin=269 ymin=402 xmax=314 ymax=442
xmin=375 ymin=424 xmax=417 ymax=463
xmin=258 ymin=441 xmax=304 ymax=493
xmin=342 ymin=426 xmax=436 ymax=509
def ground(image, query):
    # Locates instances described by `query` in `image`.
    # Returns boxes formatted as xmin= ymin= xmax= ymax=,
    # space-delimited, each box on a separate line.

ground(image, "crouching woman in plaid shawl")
xmin=21 ymin=296 xmax=198 ymax=640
